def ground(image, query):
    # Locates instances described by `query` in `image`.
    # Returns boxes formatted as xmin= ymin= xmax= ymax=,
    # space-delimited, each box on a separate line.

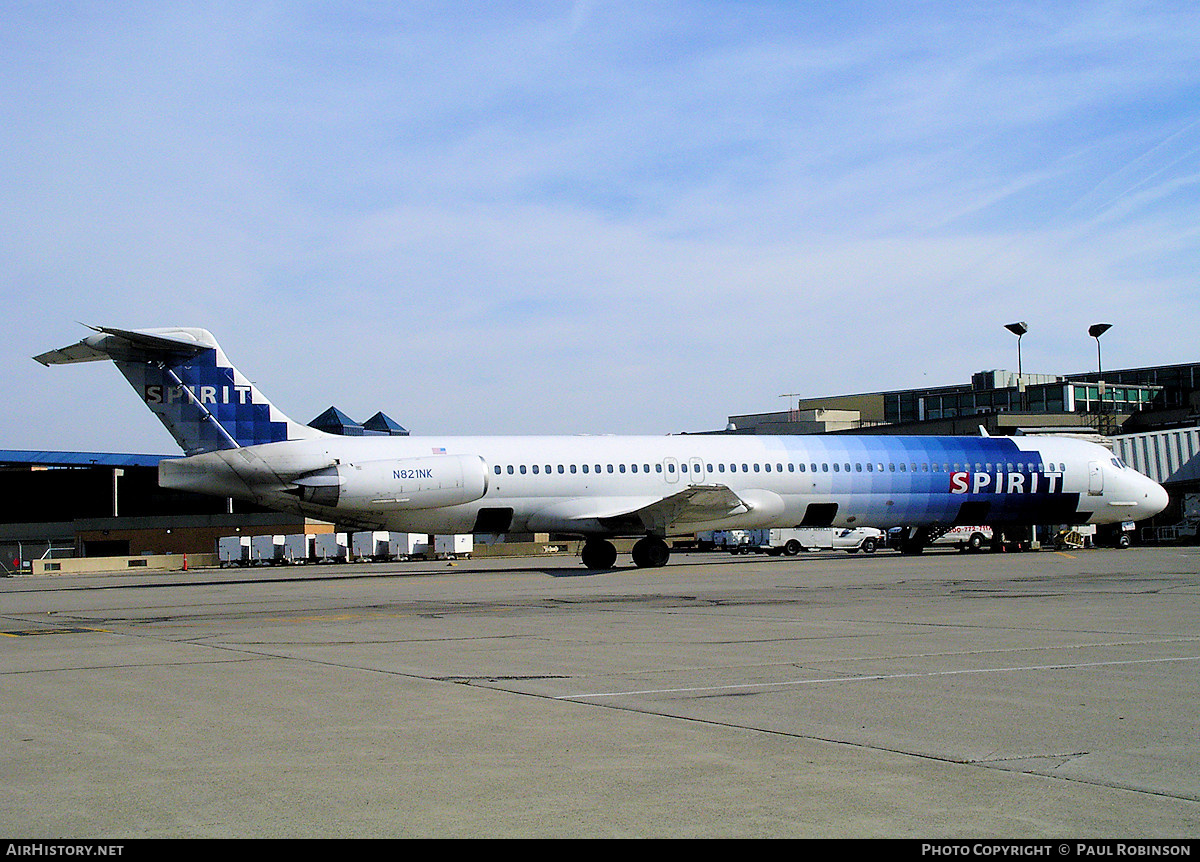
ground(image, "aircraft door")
xmin=663 ymin=457 xmax=679 ymax=484
xmin=689 ymin=457 xmax=705 ymax=484
xmin=1088 ymin=461 xmax=1104 ymax=496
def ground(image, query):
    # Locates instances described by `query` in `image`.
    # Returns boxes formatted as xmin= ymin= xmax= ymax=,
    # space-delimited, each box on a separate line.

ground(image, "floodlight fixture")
xmin=1004 ymin=322 xmax=1028 ymax=377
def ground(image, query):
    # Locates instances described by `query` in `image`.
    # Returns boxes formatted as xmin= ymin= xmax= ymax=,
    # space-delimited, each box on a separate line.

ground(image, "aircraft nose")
xmin=1143 ymin=479 xmax=1170 ymax=518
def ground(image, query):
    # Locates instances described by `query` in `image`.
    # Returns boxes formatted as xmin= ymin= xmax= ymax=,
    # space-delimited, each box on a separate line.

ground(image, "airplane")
xmin=35 ymin=326 xmax=1170 ymax=568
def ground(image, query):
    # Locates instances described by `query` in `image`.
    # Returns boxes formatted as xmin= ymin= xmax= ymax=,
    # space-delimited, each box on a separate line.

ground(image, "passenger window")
xmin=507 ymin=465 xmax=514 ymax=475
xmin=494 ymin=466 xmax=501 ymax=475
xmin=520 ymin=466 xmax=527 ymax=474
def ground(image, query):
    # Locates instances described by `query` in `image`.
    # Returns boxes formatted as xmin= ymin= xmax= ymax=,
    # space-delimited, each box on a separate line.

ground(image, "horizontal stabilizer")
xmin=34 ymin=326 xmax=213 ymax=367
xmin=33 ymin=341 xmax=109 ymax=366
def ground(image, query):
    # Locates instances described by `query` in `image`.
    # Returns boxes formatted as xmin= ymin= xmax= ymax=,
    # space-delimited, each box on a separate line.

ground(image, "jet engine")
xmin=292 ymin=454 xmax=488 ymax=511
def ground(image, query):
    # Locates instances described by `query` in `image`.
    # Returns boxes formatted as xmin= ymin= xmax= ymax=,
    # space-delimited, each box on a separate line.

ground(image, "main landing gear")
xmin=631 ymin=536 xmax=670 ymax=568
xmin=580 ymin=536 xmax=671 ymax=569
xmin=581 ymin=539 xmax=617 ymax=570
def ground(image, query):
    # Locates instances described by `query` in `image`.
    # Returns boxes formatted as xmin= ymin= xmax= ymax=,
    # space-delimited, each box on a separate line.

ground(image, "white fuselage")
xmin=159 ymin=432 xmax=1170 ymax=537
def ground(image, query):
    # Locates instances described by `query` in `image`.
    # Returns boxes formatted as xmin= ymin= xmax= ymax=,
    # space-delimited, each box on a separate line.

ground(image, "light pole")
xmin=1088 ymin=323 xmax=1112 ymax=375
xmin=1005 ymin=322 xmax=1028 ymax=411
xmin=1089 ymin=323 xmax=1113 ymax=430
xmin=1004 ymin=322 xmax=1028 ymax=377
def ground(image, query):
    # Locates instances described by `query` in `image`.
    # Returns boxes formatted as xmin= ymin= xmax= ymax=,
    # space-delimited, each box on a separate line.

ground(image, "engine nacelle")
xmin=292 ymin=454 xmax=488 ymax=511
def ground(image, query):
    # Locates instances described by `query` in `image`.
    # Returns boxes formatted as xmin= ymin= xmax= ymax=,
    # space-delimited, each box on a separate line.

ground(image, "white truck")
xmin=434 ymin=534 xmax=473 ymax=559
xmin=707 ymin=530 xmax=752 ymax=552
xmin=249 ymin=534 xmax=284 ymax=564
xmin=389 ymin=532 xmax=430 ymax=560
xmin=312 ymin=532 xmax=348 ymax=563
xmin=352 ymin=531 xmax=393 ymax=561
xmin=736 ymin=527 xmax=884 ymax=555
xmin=282 ymin=534 xmax=314 ymax=563
xmin=217 ymin=535 xmax=250 ymax=566
xmin=930 ymin=526 xmax=993 ymax=551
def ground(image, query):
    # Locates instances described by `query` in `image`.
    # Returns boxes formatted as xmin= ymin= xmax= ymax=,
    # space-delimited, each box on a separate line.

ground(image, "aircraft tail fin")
xmin=35 ymin=326 xmax=324 ymax=455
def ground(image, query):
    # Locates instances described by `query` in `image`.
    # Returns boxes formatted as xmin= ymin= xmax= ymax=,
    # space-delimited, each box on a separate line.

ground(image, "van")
xmin=931 ymin=526 xmax=993 ymax=551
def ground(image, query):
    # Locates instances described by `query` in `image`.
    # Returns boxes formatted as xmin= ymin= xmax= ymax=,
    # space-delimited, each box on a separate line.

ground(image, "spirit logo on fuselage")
xmin=145 ymin=384 xmax=253 ymax=406
xmin=950 ymin=471 xmax=1063 ymax=495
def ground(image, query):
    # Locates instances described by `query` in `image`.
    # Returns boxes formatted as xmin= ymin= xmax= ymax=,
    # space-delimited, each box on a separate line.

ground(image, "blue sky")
xmin=4 ymin=2 xmax=1199 ymax=453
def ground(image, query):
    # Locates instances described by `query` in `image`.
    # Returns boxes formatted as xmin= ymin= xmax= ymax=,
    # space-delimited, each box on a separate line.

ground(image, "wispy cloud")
xmin=3 ymin=2 xmax=1199 ymax=450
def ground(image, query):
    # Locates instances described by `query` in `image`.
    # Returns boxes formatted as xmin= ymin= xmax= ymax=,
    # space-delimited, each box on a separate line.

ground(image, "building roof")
xmin=0 ymin=450 xmax=169 ymax=469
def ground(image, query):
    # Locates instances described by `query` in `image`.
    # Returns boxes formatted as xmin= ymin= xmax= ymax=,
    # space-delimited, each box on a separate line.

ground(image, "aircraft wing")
xmin=555 ymin=484 xmax=750 ymax=534
xmin=628 ymin=484 xmax=749 ymax=530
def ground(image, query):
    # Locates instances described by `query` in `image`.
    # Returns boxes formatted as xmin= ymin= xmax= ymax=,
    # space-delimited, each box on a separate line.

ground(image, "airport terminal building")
xmin=726 ymin=361 xmax=1200 ymax=525
xmin=3 ymin=364 xmax=1198 ymax=574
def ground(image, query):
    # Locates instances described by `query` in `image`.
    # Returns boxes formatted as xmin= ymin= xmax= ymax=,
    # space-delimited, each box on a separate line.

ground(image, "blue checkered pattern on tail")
xmin=115 ymin=348 xmax=291 ymax=454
